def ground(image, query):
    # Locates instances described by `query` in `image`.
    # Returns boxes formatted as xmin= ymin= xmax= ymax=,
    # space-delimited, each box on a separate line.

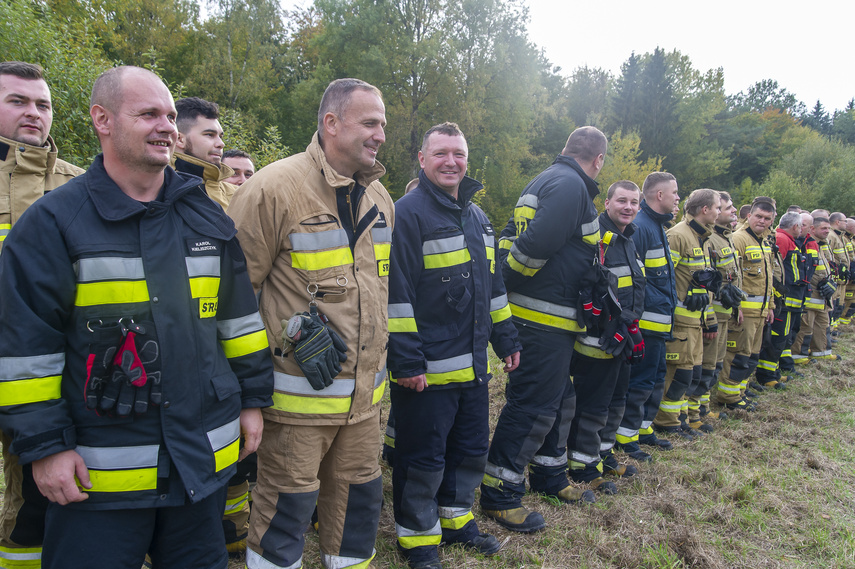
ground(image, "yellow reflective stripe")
xmin=498 ymin=237 xmax=513 ymax=251
xmin=220 ymin=329 xmax=268 ymax=359
xmin=805 ymin=297 xmax=825 ymax=309
xmin=515 ymin=205 xmax=536 ymax=220
xmin=0 ymin=224 xmax=10 ymax=243
xmin=717 ymin=382 xmax=741 ymax=394
xmin=757 ymin=360 xmax=777 ymax=371
xmin=425 ymin=367 xmax=475 ymax=386
xmin=658 ymin=399 xmax=682 ymax=412
xmin=485 ymin=246 xmax=495 ymax=273
xmin=291 ymin=247 xmax=353 ymax=271
xmin=0 ymin=544 xmax=41 ymax=567
xmin=214 ymin=438 xmax=239 ymax=472
xmin=389 ymin=318 xmax=418 ymax=333
xmin=87 ymin=468 xmax=157 ymax=493
xmin=75 ymin=281 xmax=149 ymax=306
xmin=372 ymin=378 xmax=386 ymax=405
xmin=674 ymin=306 xmax=702 ymax=318
xmin=617 ymin=275 xmax=632 ymax=288
xmin=490 ymin=304 xmax=512 ymax=324
xmin=439 ymin=511 xmax=474 ymax=530
xmin=639 ymin=320 xmax=670 ymax=332
xmin=670 ymin=250 xmax=681 ymax=265
xmin=573 ymin=341 xmax=612 ymax=359
xmin=272 ymin=392 xmax=351 ymax=414
xmin=398 ymin=534 xmax=441 ymax=548
xmin=189 ymin=277 xmax=220 ymax=299
xmin=374 ymin=242 xmax=391 ymax=260
xmin=510 ymin=303 xmax=583 ymax=332
xmin=424 ymin=248 xmax=470 ymax=270
xmin=0 ymin=375 xmax=61 ymax=406
xmin=506 ymin=251 xmax=539 ymax=276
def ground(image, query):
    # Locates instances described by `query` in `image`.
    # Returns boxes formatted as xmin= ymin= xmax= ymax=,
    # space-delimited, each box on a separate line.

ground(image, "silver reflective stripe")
xmin=0 ymin=229 xmax=9 ymax=238
xmin=323 ymin=551 xmax=376 ymax=569
xmin=647 ymin=247 xmax=666 ymax=259
xmin=484 ymin=462 xmax=525 ymax=484
xmin=508 ymin=243 xmax=547 ymax=269
xmin=516 ymin=194 xmax=539 ymax=209
xmin=581 ymin=218 xmax=599 ymax=236
xmin=616 ymin=426 xmax=637 ymax=438
xmin=76 ymin=445 xmax=158 ymax=470
xmin=438 ymin=506 xmax=471 ymax=519
xmin=607 ymin=265 xmax=632 ymax=278
xmin=483 ymin=234 xmax=495 ymax=248
xmin=640 ymin=420 xmax=653 ymax=430
xmin=577 ymin=335 xmax=601 ymax=347
xmin=396 ymin=520 xmax=441 ymax=538
xmin=490 ymin=294 xmax=509 ymax=312
xmin=0 ymin=549 xmax=40 ymax=561
xmin=274 ymin=371 xmax=355 ymax=396
xmin=290 ymin=229 xmax=348 ymax=251
xmin=0 ymin=353 xmax=64 ymax=381
xmin=509 ymin=293 xmax=577 ymax=319
xmin=371 ymin=226 xmax=392 ymax=243
xmin=75 ymin=257 xmax=145 ymax=281
xmin=375 ymin=366 xmax=387 ymax=388
xmin=217 ymin=312 xmax=264 ymax=340
xmin=530 ymin=452 xmax=567 ymax=467
xmin=207 ymin=417 xmax=240 ymax=452
xmin=423 ymin=235 xmax=465 ymax=256
xmin=570 ymin=451 xmax=599 ymax=464
xmin=426 ymin=353 xmax=473 ymax=374
xmin=640 ymin=311 xmax=671 ymax=324
xmin=246 ymin=548 xmax=301 ymax=569
xmin=745 ymin=295 xmax=765 ymax=303
xmin=600 ymin=442 xmax=614 ymax=452
xmin=388 ymin=303 xmax=415 ymax=318
xmin=185 ymin=256 xmax=220 ymax=277
xmin=386 ymin=425 xmax=396 ymax=437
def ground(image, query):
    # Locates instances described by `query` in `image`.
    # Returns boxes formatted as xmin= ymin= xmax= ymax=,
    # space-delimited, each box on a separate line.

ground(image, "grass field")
xmin=221 ymin=327 xmax=855 ymax=569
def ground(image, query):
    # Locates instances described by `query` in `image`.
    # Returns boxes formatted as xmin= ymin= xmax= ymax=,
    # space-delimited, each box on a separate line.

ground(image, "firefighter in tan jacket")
xmin=717 ymin=198 xmax=777 ymax=411
xmin=228 ymin=79 xmax=394 ymax=569
xmin=0 ymin=61 xmax=84 ymax=568
xmin=172 ymin=97 xmax=237 ymax=210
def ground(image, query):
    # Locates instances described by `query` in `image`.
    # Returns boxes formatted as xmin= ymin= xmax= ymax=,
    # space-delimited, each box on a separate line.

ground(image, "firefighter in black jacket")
xmin=480 ymin=127 xmax=607 ymax=533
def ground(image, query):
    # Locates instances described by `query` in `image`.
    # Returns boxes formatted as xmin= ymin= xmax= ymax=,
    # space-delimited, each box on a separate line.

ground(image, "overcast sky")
xmin=527 ymin=0 xmax=855 ymax=112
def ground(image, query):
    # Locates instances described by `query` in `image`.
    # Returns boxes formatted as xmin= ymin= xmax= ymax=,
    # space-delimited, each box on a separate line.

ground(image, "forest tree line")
xmin=4 ymin=0 xmax=855 ymax=225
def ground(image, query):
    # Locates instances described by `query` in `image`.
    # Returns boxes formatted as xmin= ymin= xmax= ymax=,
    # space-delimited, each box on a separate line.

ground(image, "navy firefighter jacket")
xmin=387 ymin=170 xmax=521 ymax=389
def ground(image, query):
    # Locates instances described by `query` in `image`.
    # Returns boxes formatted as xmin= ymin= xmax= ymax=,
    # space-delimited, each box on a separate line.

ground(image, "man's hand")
xmin=32 ymin=450 xmax=91 ymax=505
xmin=737 ymin=307 xmax=744 ymax=325
xmin=767 ymin=308 xmax=775 ymax=324
xmin=239 ymin=407 xmax=264 ymax=461
xmin=397 ymin=375 xmax=428 ymax=392
xmin=503 ymin=352 xmax=520 ymax=373
xmin=703 ymin=331 xmax=718 ymax=340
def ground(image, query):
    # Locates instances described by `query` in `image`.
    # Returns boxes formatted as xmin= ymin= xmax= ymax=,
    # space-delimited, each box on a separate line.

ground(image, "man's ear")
xmin=322 ymin=112 xmax=338 ymax=138
xmin=90 ymin=105 xmax=111 ymax=137
xmin=176 ymin=131 xmax=186 ymax=150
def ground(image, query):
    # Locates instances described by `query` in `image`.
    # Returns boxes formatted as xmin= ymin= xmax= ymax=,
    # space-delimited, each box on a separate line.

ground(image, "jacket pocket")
xmin=210 ymin=372 xmax=241 ymax=402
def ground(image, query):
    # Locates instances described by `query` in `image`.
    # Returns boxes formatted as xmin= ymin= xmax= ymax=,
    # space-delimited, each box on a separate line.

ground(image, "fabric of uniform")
xmin=0 ymin=134 xmax=84 ymax=568
xmin=614 ymin=201 xmax=676 ymax=452
xmin=172 ymin=152 xmax=252 ymax=548
xmin=567 ymin=211 xmax=644 ymax=479
xmin=842 ymin=231 xmax=855 ymax=321
xmin=228 ymin=133 xmax=394 ymax=569
xmin=756 ymin=227 xmax=808 ymax=386
xmin=480 ymin=154 xmax=600 ymax=510
xmin=172 ymin=152 xmax=237 ymax=210
xmin=792 ymin=235 xmax=833 ymax=358
xmin=385 ymin=172 xmax=520 ymax=560
xmin=693 ymin=223 xmax=741 ymax=418
xmin=719 ymin=226 xmax=775 ymax=404
xmin=0 ymin=155 xmax=273 ymax=568
xmin=653 ymin=216 xmax=712 ymax=429
xmin=827 ymin=229 xmax=848 ymax=326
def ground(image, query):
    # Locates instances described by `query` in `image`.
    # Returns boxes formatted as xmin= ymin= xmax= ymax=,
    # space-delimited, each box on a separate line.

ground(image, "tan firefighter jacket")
xmin=227 ymin=133 xmax=394 ymax=426
xmin=172 ymin=152 xmax=237 ymax=210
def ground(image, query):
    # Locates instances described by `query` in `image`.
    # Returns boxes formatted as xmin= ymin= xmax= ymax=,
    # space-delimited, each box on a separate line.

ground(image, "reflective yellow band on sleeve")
xmin=490 ymin=304 xmax=512 ymax=324
xmin=0 ymin=375 xmax=61 ymax=406
xmin=220 ymin=329 xmax=268 ymax=359
xmin=389 ymin=317 xmax=418 ymax=333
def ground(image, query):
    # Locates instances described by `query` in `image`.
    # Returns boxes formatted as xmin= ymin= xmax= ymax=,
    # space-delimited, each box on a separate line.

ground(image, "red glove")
xmin=627 ymin=320 xmax=644 ymax=364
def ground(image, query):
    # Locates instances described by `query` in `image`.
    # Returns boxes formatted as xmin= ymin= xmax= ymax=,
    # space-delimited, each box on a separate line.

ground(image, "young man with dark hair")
xmin=0 ymin=60 xmax=85 ymax=568
xmin=222 ymin=149 xmax=255 ymax=187
xmin=173 ymin=96 xmax=236 ymax=209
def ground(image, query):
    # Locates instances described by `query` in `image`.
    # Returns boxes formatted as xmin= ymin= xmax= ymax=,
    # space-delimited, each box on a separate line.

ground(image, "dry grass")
xmin=234 ymin=330 xmax=854 ymax=568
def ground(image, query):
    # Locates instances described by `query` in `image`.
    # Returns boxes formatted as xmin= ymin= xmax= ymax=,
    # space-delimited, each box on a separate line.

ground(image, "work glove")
xmin=282 ymin=307 xmax=348 ymax=391
xmin=576 ymin=264 xmax=620 ymax=337
xmin=97 ymin=321 xmax=161 ymax=417
xmin=718 ymin=282 xmax=746 ymax=309
xmin=626 ymin=320 xmax=644 ymax=364
xmin=819 ymin=278 xmax=836 ymax=301
xmin=691 ymin=268 xmax=722 ymax=295
xmin=684 ymin=287 xmax=710 ymax=312
xmin=599 ymin=318 xmax=630 ymax=357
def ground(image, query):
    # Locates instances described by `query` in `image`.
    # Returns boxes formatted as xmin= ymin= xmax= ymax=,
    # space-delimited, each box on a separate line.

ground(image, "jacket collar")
xmin=86 ymin=155 xmax=203 ymax=222
xmin=554 ymin=154 xmax=600 ymax=200
xmin=307 ymin=131 xmax=386 ymax=189
xmin=776 ymin=227 xmax=796 ymax=247
xmin=598 ymin=210 xmax=636 ymax=239
xmin=172 ymin=152 xmax=234 ymax=184
xmin=416 ymin=169 xmax=483 ymax=211
xmin=684 ymin=213 xmax=712 ymax=240
xmin=714 ymin=223 xmax=732 ymax=238
xmin=640 ymin=199 xmax=674 ymax=226
xmin=0 ymin=133 xmax=58 ymax=175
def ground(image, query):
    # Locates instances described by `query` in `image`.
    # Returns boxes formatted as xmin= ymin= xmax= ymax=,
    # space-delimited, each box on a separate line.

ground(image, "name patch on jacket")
xmin=187 ymin=238 xmax=220 ymax=255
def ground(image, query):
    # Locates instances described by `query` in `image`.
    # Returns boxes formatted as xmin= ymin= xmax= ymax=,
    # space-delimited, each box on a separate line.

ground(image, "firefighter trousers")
xmin=247 ymin=417 xmax=382 ymax=569
xmin=717 ymin=316 xmax=764 ymax=404
xmin=792 ymin=309 xmax=830 ymax=358
xmin=654 ymin=323 xmax=702 ymax=429
xmin=756 ymin=311 xmax=795 ymax=386
xmin=481 ymin=325 xmax=575 ymax=510
xmin=615 ymin=336 xmax=666 ymax=451
xmin=0 ymin=433 xmax=47 ymax=569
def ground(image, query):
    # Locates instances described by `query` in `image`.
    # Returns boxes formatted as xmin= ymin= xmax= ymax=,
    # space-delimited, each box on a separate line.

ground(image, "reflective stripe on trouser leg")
xmin=756 ymin=312 xmax=790 ymax=384
xmin=250 ymin=489 xmax=318 ymax=569
xmin=528 ymin=378 xmax=575 ymax=497
xmin=482 ymin=326 xmax=573 ymax=510
xmin=223 ymin=480 xmax=250 ymax=544
xmin=438 ymin=454 xmax=485 ymax=541
xmin=616 ymin=337 xmax=665 ymax=449
xmin=716 ymin=353 xmax=749 ymax=404
xmin=599 ymin=360 xmax=630 ymax=452
xmin=655 ymin=367 xmax=693 ymax=429
xmin=567 ymin=355 xmax=621 ymax=463
xmin=0 ymin=432 xmax=46 ymax=568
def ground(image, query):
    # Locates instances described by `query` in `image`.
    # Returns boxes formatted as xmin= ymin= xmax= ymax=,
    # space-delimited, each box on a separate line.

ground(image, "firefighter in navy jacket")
xmin=0 ymin=67 xmax=272 ymax=569
xmin=480 ymin=127 xmax=607 ymax=533
xmin=387 ymin=124 xmax=520 ymax=568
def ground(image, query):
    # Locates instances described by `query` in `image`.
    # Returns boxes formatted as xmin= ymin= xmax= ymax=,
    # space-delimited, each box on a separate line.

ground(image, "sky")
xmin=526 ymin=0 xmax=855 ymax=112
